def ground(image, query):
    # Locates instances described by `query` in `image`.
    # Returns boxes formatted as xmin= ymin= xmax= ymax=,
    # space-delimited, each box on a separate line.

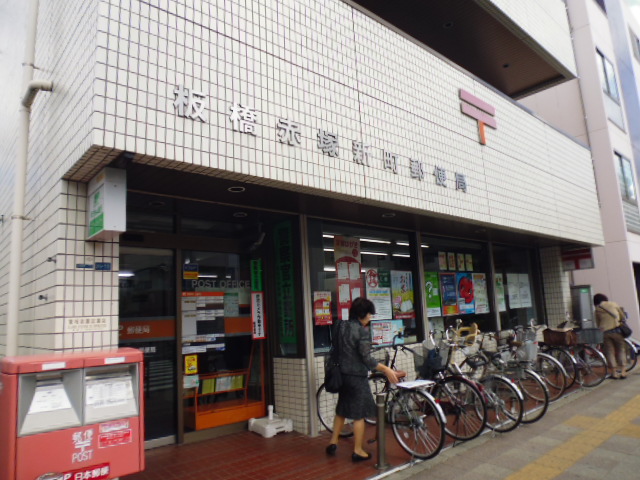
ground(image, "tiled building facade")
xmin=1 ymin=0 xmax=603 ymax=445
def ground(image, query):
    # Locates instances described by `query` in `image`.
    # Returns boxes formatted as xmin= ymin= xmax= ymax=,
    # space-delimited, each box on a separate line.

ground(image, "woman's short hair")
xmin=349 ymin=297 xmax=376 ymax=320
xmin=593 ymin=293 xmax=608 ymax=306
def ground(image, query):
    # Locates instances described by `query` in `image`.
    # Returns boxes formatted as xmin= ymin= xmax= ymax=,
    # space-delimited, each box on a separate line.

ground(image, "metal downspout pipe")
xmin=6 ymin=0 xmax=52 ymax=356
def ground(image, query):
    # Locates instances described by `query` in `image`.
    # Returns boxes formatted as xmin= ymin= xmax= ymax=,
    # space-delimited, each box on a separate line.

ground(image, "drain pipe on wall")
xmin=6 ymin=0 xmax=53 ymax=356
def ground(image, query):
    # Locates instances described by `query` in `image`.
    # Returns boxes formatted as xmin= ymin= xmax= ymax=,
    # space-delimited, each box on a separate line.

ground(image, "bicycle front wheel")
xmin=432 ymin=376 xmax=487 ymax=441
xmin=316 ymin=384 xmax=354 ymax=437
xmin=534 ymin=353 xmax=567 ymax=401
xmin=514 ymin=368 xmax=549 ymax=424
xmin=390 ymin=389 xmax=445 ymax=460
xmin=546 ymin=347 xmax=578 ymax=388
xmin=479 ymin=375 xmax=523 ymax=433
xmin=575 ymin=345 xmax=607 ymax=387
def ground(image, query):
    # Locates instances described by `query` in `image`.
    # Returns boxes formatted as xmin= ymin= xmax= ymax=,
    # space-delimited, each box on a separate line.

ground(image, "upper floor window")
xmin=597 ymin=50 xmax=620 ymax=103
xmin=616 ymin=152 xmax=637 ymax=202
xmin=631 ymin=29 xmax=640 ymax=62
xmin=594 ymin=0 xmax=606 ymax=13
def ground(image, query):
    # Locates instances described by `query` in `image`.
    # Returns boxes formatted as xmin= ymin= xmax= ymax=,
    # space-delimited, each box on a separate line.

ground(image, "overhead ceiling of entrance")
xmin=347 ymin=0 xmax=572 ymax=98
xmin=124 ymin=162 xmax=586 ymax=250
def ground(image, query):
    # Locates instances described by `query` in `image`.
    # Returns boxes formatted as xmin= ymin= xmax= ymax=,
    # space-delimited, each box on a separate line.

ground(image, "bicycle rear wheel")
xmin=624 ymin=339 xmax=637 ymax=372
xmin=575 ymin=345 xmax=607 ymax=387
xmin=316 ymin=384 xmax=354 ymax=437
xmin=514 ymin=368 xmax=549 ymax=424
xmin=432 ymin=376 xmax=487 ymax=441
xmin=390 ymin=389 xmax=445 ymax=459
xmin=534 ymin=353 xmax=567 ymax=401
xmin=479 ymin=375 xmax=523 ymax=433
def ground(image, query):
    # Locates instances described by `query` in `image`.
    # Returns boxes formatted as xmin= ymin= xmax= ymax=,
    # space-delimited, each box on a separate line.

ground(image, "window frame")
xmin=616 ymin=152 xmax=637 ymax=203
xmin=596 ymin=49 xmax=620 ymax=103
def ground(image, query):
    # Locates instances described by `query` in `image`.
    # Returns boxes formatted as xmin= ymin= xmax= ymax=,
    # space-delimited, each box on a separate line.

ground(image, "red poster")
xmin=314 ymin=291 xmax=332 ymax=326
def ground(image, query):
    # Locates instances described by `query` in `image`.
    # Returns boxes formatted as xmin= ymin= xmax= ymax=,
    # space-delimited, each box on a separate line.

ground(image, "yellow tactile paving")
xmin=618 ymin=424 xmax=640 ymax=438
xmin=504 ymin=395 xmax=640 ymax=480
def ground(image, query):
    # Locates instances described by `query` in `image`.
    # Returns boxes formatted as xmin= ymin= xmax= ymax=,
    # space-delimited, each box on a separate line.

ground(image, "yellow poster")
xmin=185 ymin=354 xmax=198 ymax=375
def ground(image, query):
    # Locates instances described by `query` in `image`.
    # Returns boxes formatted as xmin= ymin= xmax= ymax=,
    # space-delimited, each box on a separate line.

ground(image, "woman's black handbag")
xmin=324 ymin=322 xmax=343 ymax=393
xmin=618 ymin=320 xmax=632 ymax=338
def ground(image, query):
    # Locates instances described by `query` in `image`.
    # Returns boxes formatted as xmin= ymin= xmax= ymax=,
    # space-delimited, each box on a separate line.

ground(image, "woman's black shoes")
xmin=326 ymin=444 xmax=337 ymax=455
xmin=351 ymin=452 xmax=371 ymax=462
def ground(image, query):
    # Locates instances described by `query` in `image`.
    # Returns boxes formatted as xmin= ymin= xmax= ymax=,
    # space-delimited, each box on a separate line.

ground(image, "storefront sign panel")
xmin=252 ymin=291 xmax=266 ymax=339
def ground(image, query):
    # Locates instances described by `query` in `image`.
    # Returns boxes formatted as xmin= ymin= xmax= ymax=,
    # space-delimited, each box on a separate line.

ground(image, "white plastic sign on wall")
xmin=87 ymin=167 xmax=126 ymax=241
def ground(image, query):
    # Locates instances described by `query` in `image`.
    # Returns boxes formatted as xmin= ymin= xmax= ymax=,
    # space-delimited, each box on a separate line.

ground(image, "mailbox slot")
xmin=84 ymin=364 xmax=139 ymax=424
xmin=18 ymin=370 xmax=83 ymax=436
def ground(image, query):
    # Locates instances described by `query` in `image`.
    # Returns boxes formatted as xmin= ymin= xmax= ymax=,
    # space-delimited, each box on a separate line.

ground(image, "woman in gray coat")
xmin=326 ymin=297 xmax=399 ymax=462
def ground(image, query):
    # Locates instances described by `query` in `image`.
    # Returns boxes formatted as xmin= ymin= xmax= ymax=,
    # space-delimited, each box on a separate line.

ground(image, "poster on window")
xmin=366 ymin=268 xmax=393 ymax=321
xmin=370 ymin=320 xmax=405 ymax=346
xmin=457 ymin=253 xmax=466 ymax=271
xmin=439 ymin=272 xmax=459 ymax=315
xmin=181 ymin=292 xmax=226 ymax=347
xmin=518 ymin=274 xmax=532 ymax=308
xmin=425 ymin=271 xmax=442 ymax=317
xmin=465 ymin=254 xmax=474 ymax=272
xmin=495 ymin=274 xmax=506 ymax=312
xmin=391 ymin=270 xmax=415 ymax=319
xmin=472 ymin=273 xmax=489 ymax=314
xmin=457 ymin=272 xmax=475 ymax=314
xmin=506 ymin=273 xmax=521 ymax=309
xmin=447 ymin=252 xmax=456 ymax=271
xmin=334 ymin=236 xmax=363 ymax=320
xmin=313 ymin=291 xmax=332 ymax=326
xmin=438 ymin=252 xmax=448 ymax=270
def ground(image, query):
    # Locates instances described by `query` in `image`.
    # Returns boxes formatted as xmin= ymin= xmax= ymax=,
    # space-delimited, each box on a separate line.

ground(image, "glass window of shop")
xmin=421 ymin=237 xmax=494 ymax=332
xmin=119 ymin=246 xmax=177 ymax=441
xmin=492 ymin=245 xmax=540 ymax=330
xmin=181 ymin=250 xmax=265 ymax=432
xmin=421 ymin=237 xmax=541 ymax=333
xmin=308 ymin=219 xmax=419 ymax=353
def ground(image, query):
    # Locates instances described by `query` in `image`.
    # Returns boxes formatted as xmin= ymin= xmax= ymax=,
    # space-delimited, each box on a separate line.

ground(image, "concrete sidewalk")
xmin=124 ymin=371 xmax=640 ymax=480
xmin=382 ymin=371 xmax=640 ymax=480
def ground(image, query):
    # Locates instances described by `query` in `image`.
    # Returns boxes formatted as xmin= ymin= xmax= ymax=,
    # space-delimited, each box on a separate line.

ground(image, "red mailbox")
xmin=0 ymin=348 xmax=145 ymax=480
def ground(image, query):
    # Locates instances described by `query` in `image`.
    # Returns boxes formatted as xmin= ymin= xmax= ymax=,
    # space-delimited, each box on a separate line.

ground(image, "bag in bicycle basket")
xmin=542 ymin=328 xmax=577 ymax=346
xmin=417 ymin=346 xmax=448 ymax=379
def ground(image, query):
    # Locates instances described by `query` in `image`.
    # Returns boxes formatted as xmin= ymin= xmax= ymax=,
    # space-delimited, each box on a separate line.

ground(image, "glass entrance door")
xmin=119 ymin=246 xmax=177 ymax=442
xmin=180 ymin=250 xmax=266 ymax=433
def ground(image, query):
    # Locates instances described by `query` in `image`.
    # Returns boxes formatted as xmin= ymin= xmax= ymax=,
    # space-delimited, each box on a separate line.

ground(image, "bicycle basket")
xmin=542 ymin=328 xmax=577 ymax=346
xmin=575 ymin=328 xmax=603 ymax=344
xmin=515 ymin=341 xmax=538 ymax=362
xmin=515 ymin=328 xmax=537 ymax=343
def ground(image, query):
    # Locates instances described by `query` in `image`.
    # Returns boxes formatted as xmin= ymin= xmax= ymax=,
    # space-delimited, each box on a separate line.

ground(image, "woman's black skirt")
xmin=335 ymin=374 xmax=376 ymax=420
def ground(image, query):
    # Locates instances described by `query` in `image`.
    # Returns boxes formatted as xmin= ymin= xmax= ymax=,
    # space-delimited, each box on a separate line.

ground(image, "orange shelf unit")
xmin=184 ymin=342 xmax=265 ymax=431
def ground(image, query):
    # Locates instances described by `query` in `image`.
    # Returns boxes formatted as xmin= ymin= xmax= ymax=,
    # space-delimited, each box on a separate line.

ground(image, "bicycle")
xmin=414 ymin=330 xmax=489 ymax=440
xmin=459 ymin=322 xmax=567 ymax=403
xmin=341 ymin=331 xmax=487 ymax=442
xmin=459 ymin=329 xmax=549 ymax=424
xmin=443 ymin=324 xmax=524 ymax=433
xmin=316 ymin=347 xmax=446 ymax=459
xmin=541 ymin=326 xmax=607 ymax=387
